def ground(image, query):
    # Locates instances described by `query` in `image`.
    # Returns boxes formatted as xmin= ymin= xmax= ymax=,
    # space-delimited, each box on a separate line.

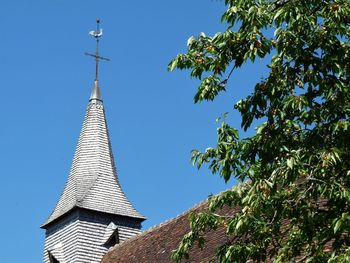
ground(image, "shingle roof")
xmin=101 ymin=199 xmax=238 ymax=263
xmin=42 ymin=81 xmax=145 ymax=228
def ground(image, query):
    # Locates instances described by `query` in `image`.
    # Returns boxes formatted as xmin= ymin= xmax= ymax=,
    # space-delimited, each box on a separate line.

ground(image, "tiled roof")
xmin=101 ymin=199 xmax=238 ymax=263
xmin=100 ymin=195 xmax=333 ymax=263
xmin=42 ymin=82 xmax=145 ymax=228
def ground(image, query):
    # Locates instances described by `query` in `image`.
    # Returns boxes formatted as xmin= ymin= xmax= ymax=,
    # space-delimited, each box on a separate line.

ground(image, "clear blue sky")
xmin=0 ymin=1 xmax=268 ymax=262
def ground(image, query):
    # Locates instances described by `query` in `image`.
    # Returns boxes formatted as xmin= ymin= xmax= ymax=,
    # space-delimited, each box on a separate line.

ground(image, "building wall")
xmin=43 ymin=208 xmax=142 ymax=263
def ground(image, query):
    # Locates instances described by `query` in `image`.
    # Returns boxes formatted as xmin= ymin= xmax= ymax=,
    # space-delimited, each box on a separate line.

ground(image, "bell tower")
xmin=41 ymin=20 xmax=145 ymax=263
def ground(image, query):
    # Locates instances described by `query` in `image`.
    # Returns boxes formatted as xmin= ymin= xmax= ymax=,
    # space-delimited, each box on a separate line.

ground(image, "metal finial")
xmin=85 ymin=19 xmax=110 ymax=83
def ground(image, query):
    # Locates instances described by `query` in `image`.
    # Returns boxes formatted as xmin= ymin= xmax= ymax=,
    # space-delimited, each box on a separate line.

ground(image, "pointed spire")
xmin=90 ymin=80 xmax=102 ymax=101
xmin=42 ymin=96 xmax=145 ymax=228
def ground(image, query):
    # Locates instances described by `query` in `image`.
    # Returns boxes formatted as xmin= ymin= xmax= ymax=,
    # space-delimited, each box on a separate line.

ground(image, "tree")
xmin=168 ymin=0 xmax=350 ymax=262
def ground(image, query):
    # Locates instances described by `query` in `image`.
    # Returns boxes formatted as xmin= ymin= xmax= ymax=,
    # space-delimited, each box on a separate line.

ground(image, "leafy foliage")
xmin=169 ymin=0 xmax=350 ymax=262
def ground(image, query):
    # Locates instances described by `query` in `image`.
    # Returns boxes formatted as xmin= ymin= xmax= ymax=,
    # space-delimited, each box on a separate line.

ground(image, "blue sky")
xmin=0 ymin=1 xmax=269 ymax=262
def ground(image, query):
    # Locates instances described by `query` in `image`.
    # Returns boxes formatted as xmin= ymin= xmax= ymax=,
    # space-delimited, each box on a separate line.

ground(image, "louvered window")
xmin=104 ymin=228 xmax=120 ymax=248
xmin=48 ymin=251 xmax=60 ymax=263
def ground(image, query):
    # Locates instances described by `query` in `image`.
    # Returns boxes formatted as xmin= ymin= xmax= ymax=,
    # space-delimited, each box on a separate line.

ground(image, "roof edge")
xmin=41 ymin=206 xmax=146 ymax=229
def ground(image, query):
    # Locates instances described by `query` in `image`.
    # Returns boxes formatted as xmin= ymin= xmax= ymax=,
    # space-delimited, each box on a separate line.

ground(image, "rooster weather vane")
xmin=85 ymin=19 xmax=110 ymax=82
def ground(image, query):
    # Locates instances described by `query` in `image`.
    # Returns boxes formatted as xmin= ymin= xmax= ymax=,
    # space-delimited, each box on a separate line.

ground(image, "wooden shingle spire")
xmin=42 ymin=84 xmax=145 ymax=228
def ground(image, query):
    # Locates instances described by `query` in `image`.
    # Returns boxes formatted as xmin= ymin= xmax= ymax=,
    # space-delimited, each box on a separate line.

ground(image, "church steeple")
xmin=42 ymin=80 xmax=145 ymax=228
xmin=42 ymin=21 xmax=145 ymax=263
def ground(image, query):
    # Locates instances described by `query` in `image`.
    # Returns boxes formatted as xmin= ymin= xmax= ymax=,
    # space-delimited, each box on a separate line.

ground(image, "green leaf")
xmin=334 ymin=219 xmax=342 ymax=233
xmin=286 ymin=158 xmax=295 ymax=169
xmin=236 ymin=219 xmax=243 ymax=231
xmin=187 ymin=36 xmax=196 ymax=47
xmin=168 ymin=59 xmax=177 ymax=72
xmin=273 ymin=8 xmax=284 ymax=21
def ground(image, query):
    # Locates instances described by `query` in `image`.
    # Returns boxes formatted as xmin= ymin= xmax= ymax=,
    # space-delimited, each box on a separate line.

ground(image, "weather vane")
xmin=85 ymin=19 xmax=110 ymax=82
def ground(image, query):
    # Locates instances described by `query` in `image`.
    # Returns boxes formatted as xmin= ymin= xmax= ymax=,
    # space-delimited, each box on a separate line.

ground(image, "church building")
xmin=41 ymin=21 xmax=231 ymax=263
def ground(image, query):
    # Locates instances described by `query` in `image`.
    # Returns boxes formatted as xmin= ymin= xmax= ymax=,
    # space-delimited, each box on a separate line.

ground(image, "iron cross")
xmin=85 ymin=19 xmax=110 ymax=82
